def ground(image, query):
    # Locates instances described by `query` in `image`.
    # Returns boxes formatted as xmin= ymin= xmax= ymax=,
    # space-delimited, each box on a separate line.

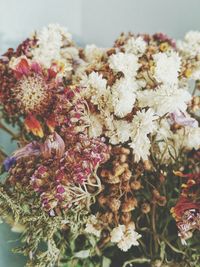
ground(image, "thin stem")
xmin=123 ymin=258 xmax=151 ymax=267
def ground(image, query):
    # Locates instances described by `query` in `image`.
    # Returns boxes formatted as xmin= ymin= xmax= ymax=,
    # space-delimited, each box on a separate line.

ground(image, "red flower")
xmin=171 ymin=196 xmax=200 ymax=222
xmin=14 ymin=58 xmax=30 ymax=78
xmin=46 ymin=114 xmax=57 ymax=132
xmin=24 ymin=115 xmax=44 ymax=138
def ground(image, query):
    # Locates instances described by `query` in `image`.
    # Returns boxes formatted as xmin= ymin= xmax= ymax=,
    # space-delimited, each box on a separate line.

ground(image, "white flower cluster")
xmin=124 ymin=36 xmax=147 ymax=55
xmin=78 ymin=33 xmax=200 ymax=163
xmin=129 ymin=109 xmax=157 ymax=162
xmin=32 ymin=24 xmax=80 ymax=76
xmin=153 ymin=52 xmax=181 ymax=85
xmin=110 ymin=223 xmax=141 ymax=252
xmin=137 ymin=84 xmax=191 ymax=116
xmin=178 ymin=31 xmax=200 ymax=57
xmin=178 ymin=31 xmax=200 ymax=80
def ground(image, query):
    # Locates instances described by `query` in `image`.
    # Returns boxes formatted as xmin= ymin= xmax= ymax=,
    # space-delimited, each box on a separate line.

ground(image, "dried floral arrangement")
xmin=0 ymin=24 xmax=200 ymax=267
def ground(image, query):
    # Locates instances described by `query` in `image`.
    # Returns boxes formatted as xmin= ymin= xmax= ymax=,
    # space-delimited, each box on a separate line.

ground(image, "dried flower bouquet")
xmin=0 ymin=25 xmax=200 ymax=267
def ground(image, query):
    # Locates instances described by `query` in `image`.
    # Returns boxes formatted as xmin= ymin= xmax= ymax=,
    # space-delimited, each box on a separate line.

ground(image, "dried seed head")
xmin=143 ymin=160 xmax=152 ymax=171
xmin=112 ymin=146 xmax=130 ymax=155
xmin=14 ymin=74 xmax=50 ymax=114
xmin=98 ymin=194 xmax=107 ymax=207
xmin=152 ymin=189 xmax=160 ymax=199
xmin=121 ymin=169 xmax=132 ymax=182
xmin=105 ymin=173 xmax=120 ymax=184
xmin=122 ymin=197 xmax=138 ymax=212
xmin=101 ymin=169 xmax=110 ymax=177
xmin=113 ymin=165 xmax=126 ymax=176
xmin=100 ymin=212 xmax=114 ymax=224
xmin=119 ymin=154 xmax=127 ymax=163
xmin=121 ymin=181 xmax=131 ymax=192
xmin=120 ymin=212 xmax=132 ymax=225
xmin=141 ymin=203 xmax=151 ymax=214
xmin=108 ymin=184 xmax=120 ymax=196
xmin=130 ymin=180 xmax=142 ymax=190
xmin=108 ymin=198 xmax=121 ymax=212
xmin=157 ymin=196 xmax=167 ymax=206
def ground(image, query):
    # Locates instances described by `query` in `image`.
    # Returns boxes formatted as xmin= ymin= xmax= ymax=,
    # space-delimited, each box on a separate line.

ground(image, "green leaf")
xmin=74 ymin=249 xmax=90 ymax=259
xmin=102 ymin=256 xmax=111 ymax=267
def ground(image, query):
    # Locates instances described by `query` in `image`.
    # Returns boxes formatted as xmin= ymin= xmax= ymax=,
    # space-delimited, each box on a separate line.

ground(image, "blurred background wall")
xmin=1 ymin=0 xmax=200 ymax=266
xmin=1 ymin=0 xmax=200 ymax=53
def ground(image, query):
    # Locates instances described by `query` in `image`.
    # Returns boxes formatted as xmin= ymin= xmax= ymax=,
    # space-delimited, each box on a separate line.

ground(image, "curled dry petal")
xmin=41 ymin=132 xmax=65 ymax=159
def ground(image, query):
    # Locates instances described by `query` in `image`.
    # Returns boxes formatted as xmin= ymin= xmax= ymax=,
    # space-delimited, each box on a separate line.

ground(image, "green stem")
xmin=123 ymin=258 xmax=151 ymax=267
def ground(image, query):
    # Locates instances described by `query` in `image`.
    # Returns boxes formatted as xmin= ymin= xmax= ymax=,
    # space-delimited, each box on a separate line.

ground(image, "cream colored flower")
xmin=109 ymin=52 xmax=139 ymax=78
xmin=129 ymin=109 xmax=158 ymax=162
xmin=32 ymin=24 xmax=73 ymax=69
xmin=124 ymin=36 xmax=147 ymax=55
xmin=111 ymin=223 xmax=141 ymax=252
xmin=153 ymin=52 xmax=181 ymax=85
xmin=84 ymin=44 xmax=105 ymax=63
xmin=80 ymin=71 xmax=108 ymax=108
xmin=137 ymin=84 xmax=191 ymax=116
xmin=178 ymin=31 xmax=200 ymax=56
xmin=111 ymin=77 xmax=138 ymax=117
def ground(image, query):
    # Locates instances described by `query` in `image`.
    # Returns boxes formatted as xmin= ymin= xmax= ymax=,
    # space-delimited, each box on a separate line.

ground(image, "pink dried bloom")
xmin=18 ymin=133 xmax=110 ymax=214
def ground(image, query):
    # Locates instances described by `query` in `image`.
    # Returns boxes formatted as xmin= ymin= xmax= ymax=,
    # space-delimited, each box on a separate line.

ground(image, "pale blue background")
xmin=1 ymin=0 xmax=200 ymax=266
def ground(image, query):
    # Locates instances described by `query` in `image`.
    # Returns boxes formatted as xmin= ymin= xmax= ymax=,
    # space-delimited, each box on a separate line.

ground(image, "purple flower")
xmin=3 ymin=142 xmax=41 ymax=172
xmin=13 ymin=141 xmax=41 ymax=159
xmin=169 ymin=111 xmax=198 ymax=128
xmin=3 ymin=157 xmax=16 ymax=171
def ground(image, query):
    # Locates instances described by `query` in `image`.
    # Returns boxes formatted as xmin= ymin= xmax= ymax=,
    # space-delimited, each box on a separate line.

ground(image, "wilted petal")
xmin=41 ymin=132 xmax=65 ymax=159
xmin=169 ymin=110 xmax=198 ymax=127
xmin=14 ymin=58 xmax=30 ymax=78
xmin=13 ymin=142 xmax=41 ymax=159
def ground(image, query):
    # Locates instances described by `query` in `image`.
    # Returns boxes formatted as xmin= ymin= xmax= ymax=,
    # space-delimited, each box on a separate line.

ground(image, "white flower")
xmin=124 ymin=36 xmax=147 ymax=55
xmin=181 ymin=126 xmax=200 ymax=150
xmin=115 ymin=120 xmax=132 ymax=143
xmin=81 ymin=71 xmax=108 ymax=107
xmin=109 ymin=52 xmax=139 ymax=78
xmin=153 ymin=52 xmax=181 ymax=85
xmin=118 ymin=226 xmax=141 ymax=251
xmin=111 ymin=223 xmax=141 ymax=252
xmin=111 ymin=78 xmax=138 ymax=117
xmin=87 ymin=113 xmax=103 ymax=138
xmin=185 ymin=31 xmax=200 ymax=43
xmin=129 ymin=135 xmax=151 ymax=162
xmin=85 ymin=215 xmax=101 ymax=238
xmin=110 ymin=225 xmax=125 ymax=243
xmin=32 ymin=24 xmax=72 ymax=68
xmin=84 ymin=44 xmax=105 ymax=62
xmin=129 ymin=109 xmax=157 ymax=162
xmin=137 ymin=84 xmax=192 ymax=116
xmin=178 ymin=31 xmax=200 ymax=56
xmin=108 ymin=120 xmax=132 ymax=145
